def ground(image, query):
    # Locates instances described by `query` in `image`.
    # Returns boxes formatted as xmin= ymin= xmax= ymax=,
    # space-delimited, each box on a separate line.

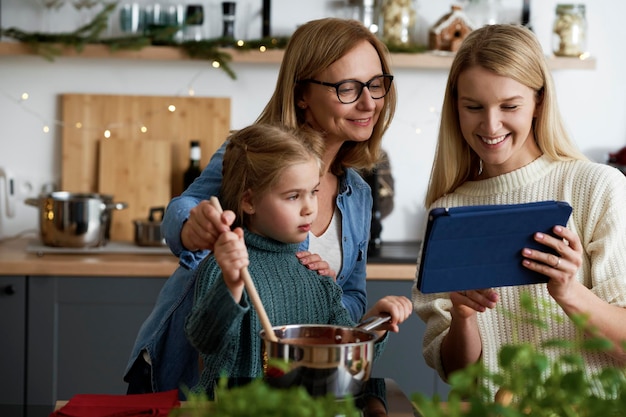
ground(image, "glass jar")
xmin=552 ymin=4 xmax=587 ymax=57
xmin=346 ymin=0 xmax=381 ymax=35
xmin=380 ymin=0 xmax=417 ymax=45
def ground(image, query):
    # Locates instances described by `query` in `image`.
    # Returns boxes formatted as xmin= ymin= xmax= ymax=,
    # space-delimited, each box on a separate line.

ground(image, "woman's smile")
xmin=479 ymin=133 xmax=510 ymax=146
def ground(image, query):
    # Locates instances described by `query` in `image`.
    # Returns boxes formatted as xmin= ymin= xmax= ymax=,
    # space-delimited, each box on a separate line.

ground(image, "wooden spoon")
xmin=209 ymin=196 xmax=279 ymax=342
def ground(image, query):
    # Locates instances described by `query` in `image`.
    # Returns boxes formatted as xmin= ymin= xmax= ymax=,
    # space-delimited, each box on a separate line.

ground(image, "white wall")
xmin=1 ymin=0 xmax=625 ymax=242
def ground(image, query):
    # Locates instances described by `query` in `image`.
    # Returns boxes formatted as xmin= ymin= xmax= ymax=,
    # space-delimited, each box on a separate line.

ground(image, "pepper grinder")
xmin=222 ymin=1 xmax=236 ymax=38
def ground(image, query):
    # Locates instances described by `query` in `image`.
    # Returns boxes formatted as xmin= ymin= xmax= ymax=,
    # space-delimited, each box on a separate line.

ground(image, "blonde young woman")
xmin=412 ymin=24 xmax=626 ymax=397
xmin=125 ymin=17 xmax=397 ymax=395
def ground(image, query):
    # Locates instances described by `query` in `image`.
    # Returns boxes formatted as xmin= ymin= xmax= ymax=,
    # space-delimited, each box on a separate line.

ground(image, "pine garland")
xmin=1 ymin=4 xmax=426 ymax=80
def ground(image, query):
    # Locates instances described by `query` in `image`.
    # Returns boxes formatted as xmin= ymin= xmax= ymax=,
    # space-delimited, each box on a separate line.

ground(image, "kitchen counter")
xmin=0 ymin=238 xmax=417 ymax=281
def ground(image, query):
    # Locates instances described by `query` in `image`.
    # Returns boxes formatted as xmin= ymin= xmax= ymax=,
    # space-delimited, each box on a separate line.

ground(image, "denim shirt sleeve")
xmin=162 ymin=142 xmax=228 ymax=269
xmin=333 ymin=169 xmax=372 ymax=322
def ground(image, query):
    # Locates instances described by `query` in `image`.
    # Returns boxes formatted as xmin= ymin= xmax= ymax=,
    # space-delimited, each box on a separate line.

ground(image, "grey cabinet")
xmin=367 ymin=280 xmax=450 ymax=400
xmin=0 ymin=276 xmax=26 ymax=407
xmin=25 ymin=276 xmax=166 ymax=405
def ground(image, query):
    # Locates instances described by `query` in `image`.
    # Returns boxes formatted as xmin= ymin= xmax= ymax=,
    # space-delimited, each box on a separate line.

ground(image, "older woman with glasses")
xmin=124 ymin=17 xmax=397 ymax=396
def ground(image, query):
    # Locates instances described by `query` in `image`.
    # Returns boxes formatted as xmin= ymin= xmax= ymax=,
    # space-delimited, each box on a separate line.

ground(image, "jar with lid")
xmin=380 ymin=0 xmax=417 ymax=45
xmin=552 ymin=4 xmax=587 ymax=57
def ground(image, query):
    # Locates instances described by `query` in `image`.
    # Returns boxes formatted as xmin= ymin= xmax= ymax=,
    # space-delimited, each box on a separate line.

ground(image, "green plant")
xmin=169 ymin=377 xmax=361 ymax=417
xmin=411 ymin=292 xmax=626 ymax=416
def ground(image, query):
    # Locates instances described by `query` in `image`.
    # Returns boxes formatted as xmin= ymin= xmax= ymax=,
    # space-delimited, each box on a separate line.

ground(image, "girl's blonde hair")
xmin=256 ymin=17 xmax=396 ymax=175
xmin=425 ymin=24 xmax=587 ymax=207
xmin=221 ymin=124 xmax=324 ymax=228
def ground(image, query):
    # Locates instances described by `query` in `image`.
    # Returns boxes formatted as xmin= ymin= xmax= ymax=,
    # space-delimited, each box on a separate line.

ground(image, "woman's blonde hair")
xmin=221 ymin=124 xmax=324 ymax=229
xmin=256 ymin=17 xmax=396 ymax=175
xmin=425 ymin=24 xmax=587 ymax=207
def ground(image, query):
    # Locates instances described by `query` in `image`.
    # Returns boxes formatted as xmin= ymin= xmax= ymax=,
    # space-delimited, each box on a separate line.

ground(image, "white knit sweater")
xmin=412 ymin=155 xmax=626 ymax=394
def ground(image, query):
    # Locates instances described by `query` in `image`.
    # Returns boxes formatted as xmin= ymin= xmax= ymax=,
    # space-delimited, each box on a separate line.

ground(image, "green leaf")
xmin=581 ymin=336 xmax=614 ymax=351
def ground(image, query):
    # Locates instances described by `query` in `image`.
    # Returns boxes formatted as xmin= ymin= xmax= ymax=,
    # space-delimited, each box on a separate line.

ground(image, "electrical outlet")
xmin=14 ymin=176 xmax=58 ymax=199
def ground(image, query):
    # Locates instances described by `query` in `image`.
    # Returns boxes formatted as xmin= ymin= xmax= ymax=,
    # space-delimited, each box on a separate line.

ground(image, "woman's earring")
xmin=297 ymin=101 xmax=307 ymax=109
xmin=478 ymin=159 xmax=483 ymax=176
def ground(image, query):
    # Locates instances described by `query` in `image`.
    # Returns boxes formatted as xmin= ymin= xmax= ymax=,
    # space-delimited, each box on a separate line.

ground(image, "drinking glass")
xmin=119 ymin=2 xmax=144 ymax=35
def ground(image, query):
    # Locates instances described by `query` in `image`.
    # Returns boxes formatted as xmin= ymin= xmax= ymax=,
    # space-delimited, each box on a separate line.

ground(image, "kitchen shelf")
xmin=0 ymin=41 xmax=597 ymax=70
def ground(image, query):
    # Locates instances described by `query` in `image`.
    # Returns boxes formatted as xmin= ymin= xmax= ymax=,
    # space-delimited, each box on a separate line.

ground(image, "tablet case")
xmin=416 ymin=201 xmax=573 ymax=294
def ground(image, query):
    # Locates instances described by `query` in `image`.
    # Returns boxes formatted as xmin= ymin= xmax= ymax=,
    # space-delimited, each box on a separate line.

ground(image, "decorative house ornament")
xmin=428 ymin=5 xmax=474 ymax=52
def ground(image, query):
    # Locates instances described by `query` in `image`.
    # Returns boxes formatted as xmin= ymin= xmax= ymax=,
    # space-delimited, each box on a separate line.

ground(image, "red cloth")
xmin=50 ymin=390 xmax=180 ymax=417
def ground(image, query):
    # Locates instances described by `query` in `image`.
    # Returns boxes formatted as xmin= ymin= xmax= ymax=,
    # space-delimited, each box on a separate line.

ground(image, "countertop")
xmin=0 ymin=238 xmax=417 ymax=281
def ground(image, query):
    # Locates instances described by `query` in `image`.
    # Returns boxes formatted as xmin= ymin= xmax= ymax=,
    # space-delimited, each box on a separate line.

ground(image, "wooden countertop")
xmin=0 ymin=238 xmax=416 ymax=280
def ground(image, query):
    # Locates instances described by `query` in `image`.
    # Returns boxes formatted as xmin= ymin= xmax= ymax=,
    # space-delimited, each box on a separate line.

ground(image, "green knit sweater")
xmin=185 ymin=231 xmax=387 ymax=394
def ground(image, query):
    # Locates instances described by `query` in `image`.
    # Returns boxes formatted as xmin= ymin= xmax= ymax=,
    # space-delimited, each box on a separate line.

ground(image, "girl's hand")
xmin=214 ymin=227 xmax=248 ymax=301
xmin=521 ymin=225 xmax=583 ymax=302
xmin=364 ymin=295 xmax=413 ymax=335
xmin=296 ymin=251 xmax=337 ymax=280
xmin=181 ymin=199 xmax=236 ymax=252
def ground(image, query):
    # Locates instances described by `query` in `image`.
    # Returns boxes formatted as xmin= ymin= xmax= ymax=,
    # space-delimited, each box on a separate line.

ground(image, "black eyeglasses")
xmin=299 ymin=74 xmax=394 ymax=104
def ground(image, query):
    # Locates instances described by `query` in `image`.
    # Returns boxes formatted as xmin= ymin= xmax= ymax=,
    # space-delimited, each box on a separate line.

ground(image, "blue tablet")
xmin=416 ymin=201 xmax=573 ymax=294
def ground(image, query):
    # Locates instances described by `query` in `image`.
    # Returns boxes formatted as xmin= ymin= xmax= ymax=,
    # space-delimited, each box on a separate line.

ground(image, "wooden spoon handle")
xmin=209 ymin=197 xmax=278 ymax=342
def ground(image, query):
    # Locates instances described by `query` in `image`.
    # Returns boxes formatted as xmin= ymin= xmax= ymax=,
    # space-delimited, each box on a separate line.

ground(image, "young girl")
xmin=185 ymin=124 xmax=412 ymax=395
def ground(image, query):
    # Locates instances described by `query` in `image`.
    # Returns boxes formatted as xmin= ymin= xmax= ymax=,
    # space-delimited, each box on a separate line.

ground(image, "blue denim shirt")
xmin=125 ymin=141 xmax=372 ymax=393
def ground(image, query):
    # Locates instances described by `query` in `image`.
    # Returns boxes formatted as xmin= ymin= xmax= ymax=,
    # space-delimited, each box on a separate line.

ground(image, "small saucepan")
xmin=260 ymin=315 xmax=390 ymax=398
xmin=133 ymin=207 xmax=166 ymax=247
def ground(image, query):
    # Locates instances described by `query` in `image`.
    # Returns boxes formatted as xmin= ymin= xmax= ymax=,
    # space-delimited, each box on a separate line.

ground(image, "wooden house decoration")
xmin=429 ymin=5 xmax=474 ymax=52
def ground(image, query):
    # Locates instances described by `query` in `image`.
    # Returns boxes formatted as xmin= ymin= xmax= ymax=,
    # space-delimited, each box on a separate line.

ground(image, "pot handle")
xmin=356 ymin=314 xmax=391 ymax=332
xmin=148 ymin=206 xmax=166 ymax=221
xmin=105 ymin=202 xmax=129 ymax=211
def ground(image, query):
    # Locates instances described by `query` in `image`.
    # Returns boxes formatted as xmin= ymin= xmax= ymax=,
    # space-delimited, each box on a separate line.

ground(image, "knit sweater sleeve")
xmin=410 ymin=205 xmax=450 ymax=379
xmin=185 ymin=260 xmax=250 ymax=355
xmin=574 ymin=163 xmax=626 ymax=306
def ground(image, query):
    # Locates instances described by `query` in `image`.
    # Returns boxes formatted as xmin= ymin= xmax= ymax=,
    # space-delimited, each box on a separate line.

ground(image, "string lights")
xmin=2 ymin=78 xmax=441 ymax=142
xmin=1 ymin=4 xmax=434 ymax=140
xmin=0 ymin=83 xmax=195 ymax=139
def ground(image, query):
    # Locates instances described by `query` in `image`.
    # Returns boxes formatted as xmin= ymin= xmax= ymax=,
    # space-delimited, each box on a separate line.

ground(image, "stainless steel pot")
xmin=260 ymin=315 xmax=390 ymax=398
xmin=25 ymin=192 xmax=128 ymax=248
xmin=133 ymin=207 xmax=166 ymax=247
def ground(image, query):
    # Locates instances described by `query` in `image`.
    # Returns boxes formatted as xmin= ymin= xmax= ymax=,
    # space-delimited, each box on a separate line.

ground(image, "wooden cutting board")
xmin=61 ymin=93 xmax=231 ymax=197
xmin=61 ymin=93 xmax=231 ymax=241
xmin=98 ymin=139 xmax=171 ymax=242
